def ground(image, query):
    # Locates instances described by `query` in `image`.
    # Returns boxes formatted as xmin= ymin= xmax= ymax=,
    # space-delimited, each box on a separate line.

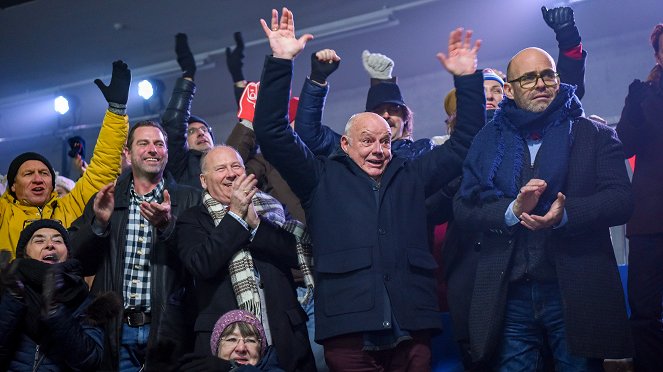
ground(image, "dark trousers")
xmin=627 ymin=234 xmax=663 ymax=372
xmin=323 ymin=331 xmax=431 ymax=372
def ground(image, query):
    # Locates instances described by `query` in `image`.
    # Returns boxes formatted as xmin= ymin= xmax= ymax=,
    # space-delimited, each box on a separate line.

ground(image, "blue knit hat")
xmin=482 ymin=68 xmax=505 ymax=87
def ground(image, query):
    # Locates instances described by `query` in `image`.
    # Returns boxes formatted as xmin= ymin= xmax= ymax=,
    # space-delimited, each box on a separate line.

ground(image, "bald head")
xmin=340 ymin=112 xmax=392 ymax=180
xmin=504 ymin=47 xmax=560 ymax=113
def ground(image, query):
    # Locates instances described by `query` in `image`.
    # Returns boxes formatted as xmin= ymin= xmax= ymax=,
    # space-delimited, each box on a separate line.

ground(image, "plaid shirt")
xmin=123 ymin=179 xmax=165 ymax=311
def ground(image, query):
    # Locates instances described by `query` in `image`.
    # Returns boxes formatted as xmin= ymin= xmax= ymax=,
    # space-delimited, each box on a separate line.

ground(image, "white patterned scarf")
xmin=202 ymin=190 xmax=315 ymax=319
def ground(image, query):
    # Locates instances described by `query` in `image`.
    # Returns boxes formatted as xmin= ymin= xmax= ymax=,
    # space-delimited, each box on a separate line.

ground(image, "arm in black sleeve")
xmin=557 ymin=49 xmax=586 ymax=100
xmin=162 ymin=78 xmax=196 ymax=181
xmin=68 ymin=196 xmax=110 ymax=277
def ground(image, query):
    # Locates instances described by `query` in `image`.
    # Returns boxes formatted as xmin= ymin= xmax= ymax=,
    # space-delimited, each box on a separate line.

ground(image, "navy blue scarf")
xmin=459 ymin=83 xmax=583 ymax=214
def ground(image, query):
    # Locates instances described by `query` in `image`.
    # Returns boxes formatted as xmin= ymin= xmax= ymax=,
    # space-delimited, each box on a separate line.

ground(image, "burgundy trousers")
xmin=322 ymin=331 xmax=431 ymax=372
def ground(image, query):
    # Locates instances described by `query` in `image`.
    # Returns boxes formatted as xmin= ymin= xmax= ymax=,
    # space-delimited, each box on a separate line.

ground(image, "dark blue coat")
xmin=0 ymin=292 xmax=104 ymax=371
xmin=253 ymin=56 xmax=484 ymax=342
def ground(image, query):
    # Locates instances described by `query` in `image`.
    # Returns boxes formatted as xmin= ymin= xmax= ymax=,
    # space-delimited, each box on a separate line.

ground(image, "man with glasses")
xmin=453 ymin=46 xmax=634 ymax=369
xmin=162 ymin=33 xmax=215 ymax=189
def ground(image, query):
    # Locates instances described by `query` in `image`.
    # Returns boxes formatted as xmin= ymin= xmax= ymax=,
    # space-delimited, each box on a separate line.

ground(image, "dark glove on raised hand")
xmin=176 ymin=33 xmax=196 ymax=79
xmin=226 ymin=32 xmax=245 ymax=83
xmin=627 ymin=79 xmax=649 ymax=103
xmin=0 ymin=252 xmax=24 ymax=299
xmin=310 ymin=52 xmax=341 ymax=84
xmin=178 ymin=353 xmax=234 ymax=372
xmin=94 ymin=60 xmax=131 ymax=114
xmin=541 ymin=6 xmax=581 ymax=50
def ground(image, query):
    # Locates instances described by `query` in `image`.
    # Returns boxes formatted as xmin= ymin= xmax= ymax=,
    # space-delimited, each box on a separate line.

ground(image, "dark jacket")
xmin=253 ymin=56 xmax=484 ymax=342
xmin=162 ymin=77 xmax=205 ymax=190
xmin=454 ymin=117 xmax=633 ymax=362
xmin=69 ymin=172 xmax=201 ymax=370
xmin=294 ymin=77 xmax=435 ymax=159
xmin=226 ymin=123 xmax=306 ymax=223
xmin=616 ymin=77 xmax=663 ymax=236
xmin=175 ymin=204 xmax=315 ymax=372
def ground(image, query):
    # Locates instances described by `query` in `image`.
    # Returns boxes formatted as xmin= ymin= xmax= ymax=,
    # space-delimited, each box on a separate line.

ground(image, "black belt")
xmin=124 ymin=310 xmax=151 ymax=327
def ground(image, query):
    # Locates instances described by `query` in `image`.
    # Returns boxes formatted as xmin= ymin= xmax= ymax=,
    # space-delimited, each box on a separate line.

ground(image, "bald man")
xmin=454 ymin=47 xmax=634 ymax=369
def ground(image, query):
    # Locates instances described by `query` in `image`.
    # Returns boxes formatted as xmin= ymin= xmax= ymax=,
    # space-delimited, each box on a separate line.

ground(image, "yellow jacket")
xmin=0 ymin=110 xmax=128 ymax=257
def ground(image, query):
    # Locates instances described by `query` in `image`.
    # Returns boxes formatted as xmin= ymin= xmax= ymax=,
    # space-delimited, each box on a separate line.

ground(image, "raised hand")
xmin=513 ymin=178 xmax=547 ymax=217
xmin=541 ymin=6 xmax=575 ymax=32
xmin=93 ymin=182 xmax=115 ymax=230
xmin=310 ymin=49 xmax=341 ymax=84
xmin=226 ymin=31 xmax=246 ymax=83
xmin=229 ymin=174 xmax=258 ymax=220
xmin=94 ymin=60 xmax=131 ymax=105
xmin=140 ymin=190 xmax=172 ymax=230
xmin=520 ymin=192 xmax=566 ymax=230
xmin=436 ymin=28 xmax=481 ymax=77
xmin=362 ymin=50 xmax=394 ymax=80
xmin=260 ymin=7 xmax=313 ymax=60
xmin=175 ymin=33 xmax=196 ymax=79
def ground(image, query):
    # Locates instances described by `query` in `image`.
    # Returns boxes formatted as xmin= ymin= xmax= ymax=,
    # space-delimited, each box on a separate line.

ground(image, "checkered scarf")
xmin=203 ymin=190 xmax=314 ymax=319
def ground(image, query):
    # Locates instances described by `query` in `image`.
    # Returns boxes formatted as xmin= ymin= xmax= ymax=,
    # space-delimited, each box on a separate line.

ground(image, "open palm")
xmin=437 ymin=28 xmax=481 ymax=76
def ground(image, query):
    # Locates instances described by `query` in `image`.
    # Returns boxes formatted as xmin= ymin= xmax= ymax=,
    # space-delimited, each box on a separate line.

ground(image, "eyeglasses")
xmin=187 ymin=126 xmax=210 ymax=136
xmin=508 ymin=69 xmax=559 ymax=89
xmin=23 ymin=219 xmax=62 ymax=230
xmin=220 ymin=336 xmax=260 ymax=348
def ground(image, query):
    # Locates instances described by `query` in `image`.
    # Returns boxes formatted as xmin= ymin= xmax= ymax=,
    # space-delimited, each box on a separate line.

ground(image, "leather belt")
xmin=124 ymin=310 xmax=151 ymax=327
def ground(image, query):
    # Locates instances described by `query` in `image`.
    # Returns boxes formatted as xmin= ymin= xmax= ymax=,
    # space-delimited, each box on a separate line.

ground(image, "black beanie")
xmin=7 ymin=152 xmax=56 ymax=198
xmin=365 ymin=82 xmax=406 ymax=112
xmin=16 ymin=219 xmax=70 ymax=259
xmin=188 ymin=115 xmax=215 ymax=141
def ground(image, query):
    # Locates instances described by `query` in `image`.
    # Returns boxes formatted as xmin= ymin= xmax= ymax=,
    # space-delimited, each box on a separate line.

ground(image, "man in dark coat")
xmin=69 ymin=121 xmax=201 ymax=371
xmin=175 ymin=145 xmax=315 ymax=372
xmin=454 ymin=46 xmax=633 ymax=369
xmin=252 ymin=8 xmax=484 ymax=370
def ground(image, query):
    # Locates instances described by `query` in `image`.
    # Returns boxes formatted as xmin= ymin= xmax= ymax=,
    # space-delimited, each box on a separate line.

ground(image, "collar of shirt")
xmin=130 ymin=179 xmax=165 ymax=204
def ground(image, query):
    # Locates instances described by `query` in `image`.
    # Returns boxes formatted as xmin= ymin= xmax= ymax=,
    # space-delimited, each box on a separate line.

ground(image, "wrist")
xmin=107 ymin=102 xmax=127 ymax=116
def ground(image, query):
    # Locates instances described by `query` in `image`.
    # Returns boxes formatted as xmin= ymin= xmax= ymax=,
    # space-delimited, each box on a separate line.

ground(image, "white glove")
xmin=362 ymin=50 xmax=394 ymax=79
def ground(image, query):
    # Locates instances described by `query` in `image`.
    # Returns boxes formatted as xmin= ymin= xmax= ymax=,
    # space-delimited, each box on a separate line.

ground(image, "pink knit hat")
xmin=210 ymin=309 xmax=267 ymax=356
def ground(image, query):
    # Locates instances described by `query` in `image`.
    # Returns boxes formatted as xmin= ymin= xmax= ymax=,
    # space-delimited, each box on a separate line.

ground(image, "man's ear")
xmin=123 ymin=147 xmax=132 ymax=166
xmin=340 ymin=136 xmax=350 ymax=153
xmin=504 ymin=82 xmax=515 ymax=100
xmin=199 ymin=173 xmax=207 ymax=190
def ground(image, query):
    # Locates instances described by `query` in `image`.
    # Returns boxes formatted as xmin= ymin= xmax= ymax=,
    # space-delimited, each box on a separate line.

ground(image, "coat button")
xmin=378 ymin=228 xmax=386 ymax=235
xmin=372 ymin=185 xmax=379 ymax=191
xmin=382 ymin=321 xmax=391 ymax=328
xmin=383 ymin=274 xmax=390 ymax=281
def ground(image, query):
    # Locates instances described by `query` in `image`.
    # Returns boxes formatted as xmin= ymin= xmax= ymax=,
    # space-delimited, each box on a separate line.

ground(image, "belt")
xmin=124 ymin=310 xmax=151 ymax=327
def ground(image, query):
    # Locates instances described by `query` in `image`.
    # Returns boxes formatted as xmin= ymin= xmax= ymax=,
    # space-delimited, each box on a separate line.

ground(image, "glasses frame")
xmin=220 ymin=336 xmax=261 ymax=348
xmin=186 ymin=126 xmax=210 ymax=136
xmin=508 ymin=70 xmax=560 ymax=89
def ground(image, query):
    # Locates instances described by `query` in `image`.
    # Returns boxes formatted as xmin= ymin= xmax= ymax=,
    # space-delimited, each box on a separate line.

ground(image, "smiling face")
xmin=200 ymin=146 xmax=246 ymax=204
xmin=340 ymin=113 xmax=392 ymax=180
xmin=125 ymin=126 xmax=168 ymax=180
xmin=371 ymin=103 xmax=406 ymax=141
xmin=187 ymin=121 xmax=214 ymax=152
xmin=25 ymin=227 xmax=68 ymax=264
xmin=505 ymin=47 xmax=559 ymax=113
xmin=11 ymin=160 xmax=54 ymax=206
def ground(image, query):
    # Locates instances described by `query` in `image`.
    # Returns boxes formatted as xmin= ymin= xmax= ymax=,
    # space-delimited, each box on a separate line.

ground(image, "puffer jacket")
xmin=0 ymin=110 xmax=128 ymax=257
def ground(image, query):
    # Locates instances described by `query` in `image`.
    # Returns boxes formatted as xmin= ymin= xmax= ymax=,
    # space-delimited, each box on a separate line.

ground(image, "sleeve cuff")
xmin=505 ymin=200 xmax=521 ymax=226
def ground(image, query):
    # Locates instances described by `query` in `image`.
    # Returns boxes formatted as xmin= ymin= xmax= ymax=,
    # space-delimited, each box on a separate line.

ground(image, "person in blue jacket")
xmin=0 ymin=219 xmax=121 ymax=371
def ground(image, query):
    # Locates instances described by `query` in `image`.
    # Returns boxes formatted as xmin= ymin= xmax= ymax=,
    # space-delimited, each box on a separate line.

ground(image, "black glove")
xmin=310 ymin=52 xmax=340 ymax=84
xmin=94 ymin=60 xmax=131 ymax=108
xmin=627 ymin=79 xmax=649 ymax=103
xmin=178 ymin=353 xmax=234 ymax=372
xmin=67 ymin=136 xmax=86 ymax=158
xmin=541 ymin=6 xmax=581 ymax=50
xmin=226 ymin=32 xmax=245 ymax=83
xmin=176 ymin=33 xmax=196 ymax=79
xmin=0 ymin=253 xmax=25 ymax=299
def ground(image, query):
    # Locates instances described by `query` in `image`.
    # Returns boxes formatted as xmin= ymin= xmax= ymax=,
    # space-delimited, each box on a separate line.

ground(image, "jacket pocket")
xmin=317 ymin=246 xmax=374 ymax=316
xmin=407 ymin=248 xmax=439 ymax=311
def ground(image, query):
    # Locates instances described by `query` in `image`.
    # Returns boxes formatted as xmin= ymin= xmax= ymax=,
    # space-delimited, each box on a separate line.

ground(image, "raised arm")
xmin=415 ymin=28 xmax=485 ymax=195
xmin=254 ymin=8 xmax=322 ymax=205
xmin=163 ymin=33 xmax=197 ymax=181
xmin=293 ymin=49 xmax=342 ymax=156
xmin=542 ymin=6 xmax=586 ymax=99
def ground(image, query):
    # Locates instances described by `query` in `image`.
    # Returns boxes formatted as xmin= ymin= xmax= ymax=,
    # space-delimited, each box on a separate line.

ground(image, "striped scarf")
xmin=202 ymin=190 xmax=314 ymax=318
